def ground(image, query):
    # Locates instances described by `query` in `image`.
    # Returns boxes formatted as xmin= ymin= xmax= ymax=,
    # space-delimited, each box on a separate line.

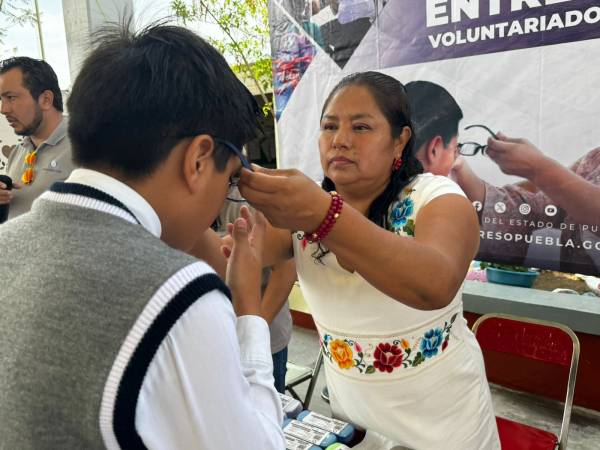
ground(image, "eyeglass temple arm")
xmin=464 ymin=124 xmax=498 ymax=139
xmin=214 ymin=138 xmax=253 ymax=171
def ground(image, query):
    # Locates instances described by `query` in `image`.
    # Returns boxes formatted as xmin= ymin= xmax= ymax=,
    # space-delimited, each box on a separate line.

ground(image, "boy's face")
xmin=160 ymin=140 xmax=245 ymax=253
xmin=207 ymin=155 xmax=244 ymax=226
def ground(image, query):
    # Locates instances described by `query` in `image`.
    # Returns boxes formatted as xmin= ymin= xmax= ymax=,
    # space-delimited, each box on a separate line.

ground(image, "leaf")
xmin=365 ymin=366 xmax=376 ymax=374
xmin=402 ymin=219 xmax=415 ymax=236
xmin=479 ymin=261 xmax=534 ymax=272
xmin=171 ymin=0 xmax=273 ymax=97
xmin=412 ymin=352 xmax=424 ymax=367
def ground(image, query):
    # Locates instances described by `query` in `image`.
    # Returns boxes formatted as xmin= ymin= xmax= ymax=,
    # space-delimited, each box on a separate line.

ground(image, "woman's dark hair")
xmin=0 ymin=56 xmax=63 ymax=111
xmin=67 ymin=21 xmax=260 ymax=178
xmin=313 ymin=71 xmax=423 ymax=261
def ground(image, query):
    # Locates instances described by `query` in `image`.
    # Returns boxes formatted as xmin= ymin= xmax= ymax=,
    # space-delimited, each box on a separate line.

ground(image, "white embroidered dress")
xmin=293 ymin=174 xmax=500 ymax=450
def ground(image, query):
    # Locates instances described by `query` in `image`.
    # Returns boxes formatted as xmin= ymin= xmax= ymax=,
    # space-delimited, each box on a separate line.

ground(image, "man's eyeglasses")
xmin=458 ymin=124 xmax=497 ymax=156
xmin=214 ymin=138 xmax=252 ymax=203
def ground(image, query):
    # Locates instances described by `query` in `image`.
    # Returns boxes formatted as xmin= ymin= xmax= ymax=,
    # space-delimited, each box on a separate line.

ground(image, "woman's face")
xmin=319 ymin=85 xmax=407 ymax=192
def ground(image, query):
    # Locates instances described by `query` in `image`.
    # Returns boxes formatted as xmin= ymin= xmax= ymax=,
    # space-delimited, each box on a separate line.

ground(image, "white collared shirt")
xmin=63 ymin=169 xmax=285 ymax=449
xmin=66 ymin=169 xmax=162 ymax=237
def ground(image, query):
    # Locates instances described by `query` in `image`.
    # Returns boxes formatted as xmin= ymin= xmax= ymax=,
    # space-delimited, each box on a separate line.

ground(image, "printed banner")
xmin=380 ymin=0 xmax=600 ymax=67
xmin=268 ymin=0 xmax=600 ymax=275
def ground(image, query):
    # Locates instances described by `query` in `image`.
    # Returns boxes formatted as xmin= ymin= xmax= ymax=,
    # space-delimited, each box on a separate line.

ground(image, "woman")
xmin=236 ymin=72 xmax=500 ymax=449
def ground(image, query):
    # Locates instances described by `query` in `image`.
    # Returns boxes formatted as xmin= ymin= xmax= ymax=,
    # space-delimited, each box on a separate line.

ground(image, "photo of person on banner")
xmin=318 ymin=0 xmax=376 ymax=68
xmin=452 ymin=133 xmax=600 ymax=275
xmin=406 ymin=80 xmax=463 ymax=177
xmin=225 ymin=71 xmax=500 ymax=449
xmin=275 ymin=0 xmax=380 ymax=69
xmin=269 ymin=1 xmax=319 ymax=119
xmin=403 ymin=78 xmax=600 ymax=275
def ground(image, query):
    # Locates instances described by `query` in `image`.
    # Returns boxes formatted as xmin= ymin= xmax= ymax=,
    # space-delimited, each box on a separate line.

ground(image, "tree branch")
xmin=198 ymin=0 xmax=269 ymax=105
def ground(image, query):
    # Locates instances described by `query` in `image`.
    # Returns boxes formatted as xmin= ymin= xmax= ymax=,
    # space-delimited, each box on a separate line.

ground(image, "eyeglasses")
xmin=214 ymin=138 xmax=253 ymax=170
xmin=458 ymin=124 xmax=497 ymax=156
xmin=214 ymin=138 xmax=252 ymax=203
xmin=21 ymin=149 xmax=37 ymax=185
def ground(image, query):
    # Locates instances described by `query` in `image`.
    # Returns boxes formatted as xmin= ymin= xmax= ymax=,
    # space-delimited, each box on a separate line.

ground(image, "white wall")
xmin=62 ymin=0 xmax=134 ymax=82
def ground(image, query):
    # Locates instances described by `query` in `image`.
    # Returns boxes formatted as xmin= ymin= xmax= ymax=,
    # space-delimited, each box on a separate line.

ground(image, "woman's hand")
xmin=238 ymin=166 xmax=332 ymax=232
xmin=225 ymin=206 xmax=266 ymax=317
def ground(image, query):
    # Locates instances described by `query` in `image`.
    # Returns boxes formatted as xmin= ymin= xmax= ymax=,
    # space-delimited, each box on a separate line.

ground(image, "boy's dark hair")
xmin=0 ymin=56 xmax=63 ymax=111
xmin=67 ymin=22 xmax=260 ymax=178
xmin=405 ymin=81 xmax=462 ymax=152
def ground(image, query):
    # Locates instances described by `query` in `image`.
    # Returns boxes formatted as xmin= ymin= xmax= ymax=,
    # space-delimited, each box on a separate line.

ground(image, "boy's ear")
xmin=426 ymin=135 xmax=443 ymax=161
xmin=182 ymin=134 xmax=215 ymax=192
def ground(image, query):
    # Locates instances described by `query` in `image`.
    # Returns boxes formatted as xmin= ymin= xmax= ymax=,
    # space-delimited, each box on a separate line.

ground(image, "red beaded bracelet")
xmin=303 ymin=191 xmax=344 ymax=244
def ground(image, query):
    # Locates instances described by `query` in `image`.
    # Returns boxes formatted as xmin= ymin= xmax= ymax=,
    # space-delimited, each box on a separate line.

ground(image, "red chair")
xmin=472 ymin=314 xmax=580 ymax=450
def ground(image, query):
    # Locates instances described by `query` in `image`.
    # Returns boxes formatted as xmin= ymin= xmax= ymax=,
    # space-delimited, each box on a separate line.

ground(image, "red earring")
xmin=392 ymin=158 xmax=403 ymax=172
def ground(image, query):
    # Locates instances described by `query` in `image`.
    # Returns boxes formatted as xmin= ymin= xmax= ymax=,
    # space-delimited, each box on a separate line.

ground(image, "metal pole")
xmin=33 ymin=0 xmax=45 ymax=60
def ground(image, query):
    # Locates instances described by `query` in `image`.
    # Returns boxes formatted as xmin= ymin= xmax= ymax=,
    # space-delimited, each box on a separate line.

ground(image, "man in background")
xmin=0 ymin=57 xmax=73 ymax=219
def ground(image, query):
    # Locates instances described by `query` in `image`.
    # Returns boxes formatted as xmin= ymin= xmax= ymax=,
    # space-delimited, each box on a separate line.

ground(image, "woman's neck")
xmin=336 ymin=180 xmax=389 ymax=217
xmin=339 ymin=194 xmax=370 ymax=216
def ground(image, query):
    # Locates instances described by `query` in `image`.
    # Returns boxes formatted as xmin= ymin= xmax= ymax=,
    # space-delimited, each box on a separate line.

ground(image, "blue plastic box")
xmin=485 ymin=267 xmax=539 ymax=288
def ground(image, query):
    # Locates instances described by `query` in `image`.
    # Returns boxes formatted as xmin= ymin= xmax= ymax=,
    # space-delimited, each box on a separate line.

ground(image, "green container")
xmin=325 ymin=443 xmax=351 ymax=450
xmin=485 ymin=267 xmax=539 ymax=288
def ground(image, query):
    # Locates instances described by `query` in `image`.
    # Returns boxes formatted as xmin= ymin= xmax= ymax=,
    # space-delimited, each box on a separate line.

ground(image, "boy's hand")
xmin=225 ymin=206 xmax=266 ymax=317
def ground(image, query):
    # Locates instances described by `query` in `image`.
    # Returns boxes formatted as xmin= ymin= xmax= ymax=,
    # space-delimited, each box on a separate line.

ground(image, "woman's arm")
xmin=261 ymin=258 xmax=297 ymax=324
xmin=486 ymin=135 xmax=600 ymax=225
xmin=240 ymin=168 xmax=479 ymax=310
xmin=324 ymin=193 xmax=479 ymax=310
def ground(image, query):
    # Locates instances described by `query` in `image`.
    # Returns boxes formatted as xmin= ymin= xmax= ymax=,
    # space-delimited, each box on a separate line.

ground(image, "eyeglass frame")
xmin=213 ymin=137 xmax=253 ymax=203
xmin=457 ymin=124 xmax=498 ymax=156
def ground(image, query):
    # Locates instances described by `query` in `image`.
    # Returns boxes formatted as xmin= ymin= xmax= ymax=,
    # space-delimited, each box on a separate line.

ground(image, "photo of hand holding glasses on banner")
xmin=451 ymin=125 xmax=600 ymax=274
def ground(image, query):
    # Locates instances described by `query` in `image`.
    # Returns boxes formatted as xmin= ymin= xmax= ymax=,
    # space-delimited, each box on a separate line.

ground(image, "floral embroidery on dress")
xmin=330 ymin=339 xmax=354 ymax=369
xmin=402 ymin=219 xmax=415 ymax=236
xmin=390 ymin=197 xmax=413 ymax=228
xmin=321 ymin=313 xmax=457 ymax=375
xmin=373 ymin=342 xmax=403 ymax=373
xmin=421 ymin=328 xmax=444 ymax=359
xmin=389 ymin=188 xmax=416 ymax=236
